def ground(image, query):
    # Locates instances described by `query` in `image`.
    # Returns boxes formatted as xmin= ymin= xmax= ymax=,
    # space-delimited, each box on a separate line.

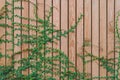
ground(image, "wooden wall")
xmin=0 ymin=0 xmax=120 ymax=79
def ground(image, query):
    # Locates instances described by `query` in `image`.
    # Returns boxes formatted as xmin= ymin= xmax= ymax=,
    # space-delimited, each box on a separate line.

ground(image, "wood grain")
xmin=84 ymin=0 xmax=92 ymax=78
xmin=69 ymin=0 xmax=76 ymax=73
xmin=100 ymin=0 xmax=107 ymax=79
xmin=108 ymin=0 xmax=114 ymax=77
xmin=92 ymin=0 xmax=99 ymax=79
xmin=77 ymin=0 xmax=83 ymax=77
xmin=61 ymin=0 xmax=68 ymax=79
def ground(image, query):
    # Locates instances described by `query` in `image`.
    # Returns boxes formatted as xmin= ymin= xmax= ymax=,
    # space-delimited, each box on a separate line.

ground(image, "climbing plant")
xmin=0 ymin=0 xmax=90 ymax=80
xmin=2 ymin=0 xmax=120 ymax=80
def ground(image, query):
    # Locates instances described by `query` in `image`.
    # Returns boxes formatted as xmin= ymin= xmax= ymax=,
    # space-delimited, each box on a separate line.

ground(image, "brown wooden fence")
xmin=0 ymin=0 xmax=120 ymax=79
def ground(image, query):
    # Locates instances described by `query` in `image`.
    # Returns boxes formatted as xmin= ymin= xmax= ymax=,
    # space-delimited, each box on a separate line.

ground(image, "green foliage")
xmin=2 ymin=0 xmax=120 ymax=80
xmin=0 ymin=0 xmax=86 ymax=80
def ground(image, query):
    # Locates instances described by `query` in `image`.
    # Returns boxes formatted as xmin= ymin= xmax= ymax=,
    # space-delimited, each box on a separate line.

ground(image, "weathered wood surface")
xmin=0 ymin=0 xmax=119 ymax=79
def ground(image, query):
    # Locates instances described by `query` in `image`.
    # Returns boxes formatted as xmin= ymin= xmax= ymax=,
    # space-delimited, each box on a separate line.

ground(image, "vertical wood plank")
xmin=45 ymin=0 xmax=52 ymax=78
xmin=69 ymin=0 xmax=76 ymax=73
xmin=6 ymin=0 xmax=13 ymax=66
xmin=84 ymin=0 xmax=92 ymax=78
xmin=14 ymin=0 xmax=21 ymax=71
xmin=92 ymin=0 xmax=99 ymax=79
xmin=100 ymin=0 xmax=107 ymax=78
xmin=29 ymin=0 xmax=36 ymax=74
xmin=37 ymin=0 xmax=44 ymax=79
xmin=107 ymin=0 xmax=114 ymax=77
xmin=77 ymin=0 xmax=83 ymax=77
xmin=53 ymin=0 xmax=60 ymax=79
xmin=0 ymin=0 xmax=5 ymax=65
xmin=61 ymin=0 xmax=68 ymax=79
xmin=21 ymin=1 xmax=29 ymax=75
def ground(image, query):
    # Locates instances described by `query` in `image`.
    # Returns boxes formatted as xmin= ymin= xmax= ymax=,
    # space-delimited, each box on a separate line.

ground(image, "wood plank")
xmin=37 ymin=0 xmax=44 ymax=79
xmin=84 ymin=0 xmax=92 ymax=78
xmin=53 ymin=0 xmax=60 ymax=79
xmin=69 ymin=0 xmax=76 ymax=74
xmin=0 ymin=0 xmax=5 ymax=66
xmin=45 ymin=0 xmax=52 ymax=78
xmin=37 ymin=0 xmax=45 ymax=78
xmin=21 ymin=0 xmax=29 ymax=75
xmin=6 ymin=0 xmax=13 ymax=66
xmin=76 ymin=0 xmax=83 ymax=78
xmin=29 ymin=0 xmax=37 ymax=75
xmin=61 ymin=0 xmax=68 ymax=79
xmin=92 ymin=0 xmax=99 ymax=79
xmin=14 ymin=0 xmax=21 ymax=71
xmin=100 ymin=0 xmax=107 ymax=79
xmin=107 ymin=0 xmax=114 ymax=78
